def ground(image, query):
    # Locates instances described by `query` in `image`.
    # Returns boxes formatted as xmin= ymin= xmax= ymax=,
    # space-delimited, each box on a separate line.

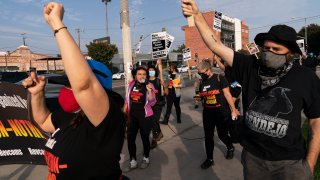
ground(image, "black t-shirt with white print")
xmin=199 ymin=74 xmax=229 ymax=110
xmin=232 ymin=51 xmax=320 ymax=161
xmin=130 ymin=82 xmax=147 ymax=113
xmin=44 ymin=95 xmax=126 ymax=180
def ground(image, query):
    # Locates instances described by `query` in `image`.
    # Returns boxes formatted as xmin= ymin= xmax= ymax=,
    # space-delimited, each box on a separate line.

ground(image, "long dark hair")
xmin=170 ymin=64 xmax=179 ymax=73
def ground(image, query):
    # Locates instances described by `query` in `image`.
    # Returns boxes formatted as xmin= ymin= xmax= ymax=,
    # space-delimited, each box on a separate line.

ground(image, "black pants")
xmin=164 ymin=95 xmax=181 ymax=122
xmin=152 ymin=105 xmax=163 ymax=134
xmin=127 ymin=113 xmax=153 ymax=160
xmin=203 ymin=108 xmax=233 ymax=160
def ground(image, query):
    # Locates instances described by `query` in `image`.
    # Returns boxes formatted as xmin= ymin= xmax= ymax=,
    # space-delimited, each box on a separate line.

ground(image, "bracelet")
xmin=54 ymin=26 xmax=67 ymax=36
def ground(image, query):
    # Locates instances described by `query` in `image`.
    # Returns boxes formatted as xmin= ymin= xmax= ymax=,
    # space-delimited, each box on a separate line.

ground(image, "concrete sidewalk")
xmin=0 ymin=86 xmax=243 ymax=180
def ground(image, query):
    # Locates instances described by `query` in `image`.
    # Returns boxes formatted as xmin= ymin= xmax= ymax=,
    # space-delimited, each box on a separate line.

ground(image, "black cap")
xmin=254 ymin=25 xmax=302 ymax=55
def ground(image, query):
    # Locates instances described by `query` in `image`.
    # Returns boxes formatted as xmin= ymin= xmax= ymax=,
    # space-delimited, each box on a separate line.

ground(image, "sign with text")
xmin=183 ymin=48 xmax=191 ymax=61
xmin=246 ymin=42 xmax=260 ymax=55
xmin=151 ymin=32 xmax=167 ymax=59
xmin=166 ymin=33 xmax=175 ymax=51
xmin=0 ymin=82 xmax=47 ymax=165
xmin=213 ymin=11 xmax=222 ymax=32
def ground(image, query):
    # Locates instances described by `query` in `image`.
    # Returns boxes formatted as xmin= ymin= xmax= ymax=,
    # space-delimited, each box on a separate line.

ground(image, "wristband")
xmin=54 ymin=26 xmax=67 ymax=36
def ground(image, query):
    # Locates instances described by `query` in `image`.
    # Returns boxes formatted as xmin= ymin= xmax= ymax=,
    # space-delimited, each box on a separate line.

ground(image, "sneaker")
xmin=140 ymin=157 xmax=150 ymax=169
xmin=122 ymin=159 xmax=138 ymax=172
xmin=201 ymin=159 xmax=214 ymax=169
xmin=150 ymin=139 xmax=157 ymax=149
xmin=226 ymin=148 xmax=234 ymax=159
xmin=154 ymin=132 xmax=163 ymax=141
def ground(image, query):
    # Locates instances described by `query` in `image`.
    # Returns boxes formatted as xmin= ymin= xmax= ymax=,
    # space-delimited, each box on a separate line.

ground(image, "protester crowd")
xmin=15 ymin=0 xmax=320 ymax=180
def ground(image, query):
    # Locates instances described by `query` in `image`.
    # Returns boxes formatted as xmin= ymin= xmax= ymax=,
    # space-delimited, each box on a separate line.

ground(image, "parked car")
xmin=177 ymin=65 xmax=189 ymax=73
xmin=112 ymin=71 xmax=125 ymax=80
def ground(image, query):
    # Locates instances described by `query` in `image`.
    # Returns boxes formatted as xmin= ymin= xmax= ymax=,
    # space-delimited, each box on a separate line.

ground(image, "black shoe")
xmin=201 ymin=159 xmax=214 ymax=169
xmin=194 ymin=105 xmax=199 ymax=109
xmin=226 ymin=148 xmax=234 ymax=159
xmin=177 ymin=120 xmax=181 ymax=124
xmin=150 ymin=140 xmax=157 ymax=149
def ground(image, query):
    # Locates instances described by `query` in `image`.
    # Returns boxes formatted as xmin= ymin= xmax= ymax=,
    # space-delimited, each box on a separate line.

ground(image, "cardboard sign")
xmin=183 ymin=48 xmax=191 ymax=61
xmin=151 ymin=32 xmax=167 ymax=59
xmin=0 ymin=82 xmax=48 ymax=165
xmin=213 ymin=11 xmax=222 ymax=32
xmin=246 ymin=42 xmax=260 ymax=55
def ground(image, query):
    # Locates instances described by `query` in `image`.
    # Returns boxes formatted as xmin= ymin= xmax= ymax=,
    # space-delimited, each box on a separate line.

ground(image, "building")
xmin=182 ymin=11 xmax=249 ymax=66
xmin=0 ymin=45 xmax=64 ymax=72
xmin=93 ymin=37 xmax=110 ymax=44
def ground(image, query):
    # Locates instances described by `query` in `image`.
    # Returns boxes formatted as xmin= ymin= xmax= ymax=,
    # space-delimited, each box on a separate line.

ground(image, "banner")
xmin=166 ymin=33 xmax=175 ymax=52
xmin=151 ymin=32 xmax=167 ymax=59
xmin=0 ymin=82 xmax=47 ymax=165
xmin=183 ymin=48 xmax=191 ymax=61
xmin=213 ymin=11 xmax=222 ymax=32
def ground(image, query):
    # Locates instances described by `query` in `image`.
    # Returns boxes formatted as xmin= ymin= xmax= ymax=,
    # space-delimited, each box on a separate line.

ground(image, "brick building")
xmin=0 ymin=45 xmax=64 ymax=72
xmin=182 ymin=11 xmax=249 ymax=66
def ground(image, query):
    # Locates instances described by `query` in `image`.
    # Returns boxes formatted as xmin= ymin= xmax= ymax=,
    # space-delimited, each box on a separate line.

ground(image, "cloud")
xmin=64 ymin=8 xmax=81 ymax=22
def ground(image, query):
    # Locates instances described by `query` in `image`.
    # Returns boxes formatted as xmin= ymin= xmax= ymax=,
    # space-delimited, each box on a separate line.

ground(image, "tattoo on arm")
xmin=211 ymin=35 xmax=217 ymax=42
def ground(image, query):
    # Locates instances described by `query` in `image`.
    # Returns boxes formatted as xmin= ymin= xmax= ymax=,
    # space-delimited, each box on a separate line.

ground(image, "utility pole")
xmin=304 ymin=17 xmax=308 ymax=53
xmin=75 ymin=28 xmax=81 ymax=48
xmin=120 ymin=0 xmax=133 ymax=93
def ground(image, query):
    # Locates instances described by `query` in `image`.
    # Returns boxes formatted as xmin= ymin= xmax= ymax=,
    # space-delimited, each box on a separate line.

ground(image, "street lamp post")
xmin=102 ymin=0 xmax=111 ymax=37
xmin=132 ymin=17 xmax=144 ymax=65
xmin=133 ymin=17 xmax=145 ymax=52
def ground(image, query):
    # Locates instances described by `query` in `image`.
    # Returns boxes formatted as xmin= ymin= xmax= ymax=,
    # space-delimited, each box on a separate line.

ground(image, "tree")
xmin=172 ymin=44 xmax=185 ymax=53
xmin=86 ymin=42 xmax=118 ymax=66
xmin=298 ymin=23 xmax=320 ymax=54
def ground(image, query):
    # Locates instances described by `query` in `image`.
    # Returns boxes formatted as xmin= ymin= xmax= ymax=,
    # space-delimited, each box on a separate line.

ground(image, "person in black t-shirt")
xmin=148 ymin=64 xmax=165 ymax=149
xmin=22 ymin=2 xmax=128 ymax=180
xmin=197 ymin=60 xmax=240 ymax=169
xmin=182 ymin=1 xmax=320 ymax=179
xmin=124 ymin=66 xmax=156 ymax=172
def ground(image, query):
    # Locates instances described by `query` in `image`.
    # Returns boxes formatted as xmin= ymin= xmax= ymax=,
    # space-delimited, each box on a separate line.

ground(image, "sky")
xmin=0 ymin=0 xmax=319 ymax=56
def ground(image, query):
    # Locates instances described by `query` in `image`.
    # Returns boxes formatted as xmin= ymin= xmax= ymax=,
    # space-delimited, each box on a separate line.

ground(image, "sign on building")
xmin=213 ymin=11 xmax=222 ymax=32
xmin=182 ymin=48 xmax=191 ymax=61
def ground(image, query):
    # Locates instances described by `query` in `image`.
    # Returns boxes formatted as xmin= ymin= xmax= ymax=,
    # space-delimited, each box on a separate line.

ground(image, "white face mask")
xmin=261 ymin=51 xmax=288 ymax=69
xmin=140 ymin=78 xmax=145 ymax=83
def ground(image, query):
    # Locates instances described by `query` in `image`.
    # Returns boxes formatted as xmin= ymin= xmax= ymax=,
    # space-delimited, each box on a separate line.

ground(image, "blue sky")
xmin=0 ymin=0 xmax=319 ymax=56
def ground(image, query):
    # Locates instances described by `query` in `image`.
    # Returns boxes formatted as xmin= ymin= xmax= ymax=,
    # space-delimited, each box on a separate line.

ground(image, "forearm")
xmin=52 ymin=20 xmax=94 ymax=91
xmin=216 ymin=59 xmax=225 ymax=71
xmin=31 ymin=92 xmax=51 ymax=127
xmin=223 ymin=89 xmax=237 ymax=111
xmin=193 ymin=13 xmax=234 ymax=65
xmin=306 ymin=118 xmax=320 ymax=173
xmin=148 ymin=90 xmax=154 ymax=101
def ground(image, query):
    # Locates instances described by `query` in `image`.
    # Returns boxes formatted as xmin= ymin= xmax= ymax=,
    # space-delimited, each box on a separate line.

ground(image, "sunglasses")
xmin=198 ymin=69 xmax=208 ymax=76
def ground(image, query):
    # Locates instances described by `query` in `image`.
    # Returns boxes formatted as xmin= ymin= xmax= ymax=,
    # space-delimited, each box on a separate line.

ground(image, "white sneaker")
xmin=140 ymin=157 xmax=150 ymax=169
xmin=123 ymin=159 xmax=138 ymax=172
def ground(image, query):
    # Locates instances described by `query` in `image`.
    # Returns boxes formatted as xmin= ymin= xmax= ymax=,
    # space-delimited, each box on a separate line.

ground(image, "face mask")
xmin=149 ymin=71 xmax=155 ymax=77
xmin=261 ymin=51 xmax=288 ymax=69
xmin=140 ymin=78 xmax=146 ymax=84
xmin=199 ymin=73 xmax=209 ymax=81
xmin=58 ymin=87 xmax=80 ymax=113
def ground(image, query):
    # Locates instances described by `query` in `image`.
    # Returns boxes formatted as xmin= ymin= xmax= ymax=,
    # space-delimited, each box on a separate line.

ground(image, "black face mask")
xmin=199 ymin=73 xmax=209 ymax=81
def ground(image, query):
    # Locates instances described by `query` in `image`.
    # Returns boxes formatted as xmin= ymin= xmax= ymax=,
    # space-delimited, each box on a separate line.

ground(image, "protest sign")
xmin=0 ymin=82 xmax=47 ymax=165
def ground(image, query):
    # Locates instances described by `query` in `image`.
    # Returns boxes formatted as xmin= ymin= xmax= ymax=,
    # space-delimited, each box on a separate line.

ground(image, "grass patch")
xmin=302 ymin=120 xmax=320 ymax=179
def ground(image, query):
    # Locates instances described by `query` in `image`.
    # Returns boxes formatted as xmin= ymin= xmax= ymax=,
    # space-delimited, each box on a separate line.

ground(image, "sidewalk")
xmin=0 ymin=86 xmax=243 ymax=180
